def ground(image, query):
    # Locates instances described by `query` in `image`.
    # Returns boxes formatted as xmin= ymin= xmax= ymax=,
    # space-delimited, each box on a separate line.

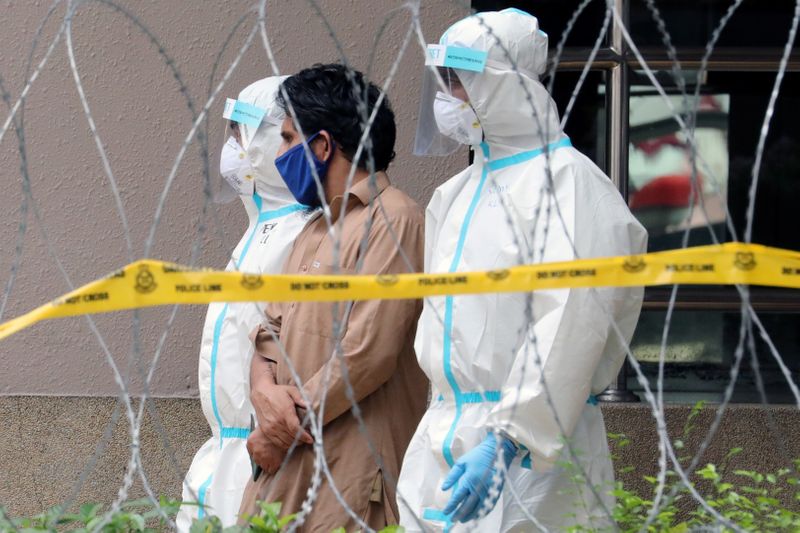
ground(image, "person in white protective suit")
xmin=176 ymin=76 xmax=311 ymax=530
xmin=397 ymin=9 xmax=648 ymax=532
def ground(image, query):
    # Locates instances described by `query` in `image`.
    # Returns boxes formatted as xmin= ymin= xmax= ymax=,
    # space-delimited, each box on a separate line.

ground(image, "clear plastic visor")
xmin=414 ymin=43 xmax=487 ymax=156
xmin=414 ymin=66 xmax=468 ymax=156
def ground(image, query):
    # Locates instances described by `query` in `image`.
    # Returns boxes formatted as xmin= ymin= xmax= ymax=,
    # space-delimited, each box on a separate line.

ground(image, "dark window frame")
xmin=574 ymin=1 xmax=800 ymax=311
xmin=472 ymin=0 xmax=800 ymax=401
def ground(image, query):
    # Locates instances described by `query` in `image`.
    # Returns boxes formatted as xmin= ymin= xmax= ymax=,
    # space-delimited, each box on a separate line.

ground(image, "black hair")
xmin=277 ymin=63 xmax=396 ymax=172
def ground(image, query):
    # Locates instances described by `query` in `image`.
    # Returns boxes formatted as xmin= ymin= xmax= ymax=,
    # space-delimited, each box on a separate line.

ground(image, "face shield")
xmin=413 ymin=43 xmax=488 ymax=156
xmin=214 ymin=97 xmax=281 ymax=203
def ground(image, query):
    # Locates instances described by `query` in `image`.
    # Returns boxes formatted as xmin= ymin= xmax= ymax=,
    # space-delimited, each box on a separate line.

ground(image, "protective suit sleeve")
xmin=486 ymin=190 xmax=646 ymax=473
xmin=301 ymin=206 xmax=425 ymax=425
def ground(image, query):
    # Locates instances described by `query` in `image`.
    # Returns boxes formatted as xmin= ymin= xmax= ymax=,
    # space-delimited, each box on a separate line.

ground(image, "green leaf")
xmin=726 ymin=447 xmax=743 ymax=459
xmin=121 ymin=498 xmax=151 ymax=509
xmin=249 ymin=516 xmax=268 ymax=528
xmin=734 ymin=469 xmax=757 ymax=480
xmin=690 ymin=400 xmax=706 ymax=415
xmin=697 ymin=464 xmax=719 ymax=481
xmin=80 ymin=503 xmax=102 ymax=521
xmin=189 ymin=518 xmax=213 ymax=533
xmin=277 ymin=514 xmax=297 ymax=529
xmin=85 ymin=516 xmax=104 ymax=530
xmin=130 ymin=513 xmax=146 ymax=531
xmin=258 ymin=501 xmax=281 ymax=518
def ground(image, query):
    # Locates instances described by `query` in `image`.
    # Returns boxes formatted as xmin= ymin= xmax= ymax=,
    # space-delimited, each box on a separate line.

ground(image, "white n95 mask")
xmin=432 ymin=91 xmax=483 ymax=146
xmin=219 ymin=136 xmax=255 ymax=196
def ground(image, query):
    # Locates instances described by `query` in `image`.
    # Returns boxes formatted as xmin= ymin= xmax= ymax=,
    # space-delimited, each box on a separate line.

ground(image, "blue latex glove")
xmin=441 ymin=432 xmax=517 ymax=523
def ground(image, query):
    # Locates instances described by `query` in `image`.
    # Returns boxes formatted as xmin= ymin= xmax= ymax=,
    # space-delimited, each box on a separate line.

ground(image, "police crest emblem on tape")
xmin=375 ymin=274 xmax=399 ymax=287
xmin=134 ymin=265 xmax=157 ymax=294
xmin=622 ymin=256 xmax=646 ymax=273
xmin=486 ymin=269 xmax=510 ymax=281
xmin=240 ymin=274 xmax=264 ymax=290
xmin=734 ymin=252 xmax=756 ymax=270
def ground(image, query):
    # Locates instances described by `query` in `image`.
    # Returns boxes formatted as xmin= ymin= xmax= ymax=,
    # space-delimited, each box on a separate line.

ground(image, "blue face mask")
xmin=274 ymin=132 xmax=333 ymax=208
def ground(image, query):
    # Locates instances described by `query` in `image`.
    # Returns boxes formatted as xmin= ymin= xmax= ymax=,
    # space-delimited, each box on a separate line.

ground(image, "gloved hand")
xmin=441 ymin=432 xmax=517 ymax=523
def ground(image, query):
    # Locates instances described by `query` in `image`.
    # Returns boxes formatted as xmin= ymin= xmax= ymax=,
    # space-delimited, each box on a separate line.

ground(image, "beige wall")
xmin=0 ymin=0 xmax=468 ymax=396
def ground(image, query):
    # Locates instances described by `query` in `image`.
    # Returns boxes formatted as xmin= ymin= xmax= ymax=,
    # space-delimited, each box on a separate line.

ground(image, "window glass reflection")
xmin=628 ymin=71 xmax=800 ymax=253
xmin=628 ymin=90 xmax=729 ymax=248
xmin=631 ymin=310 xmax=800 ymax=403
xmin=550 ymin=70 xmax=607 ymax=167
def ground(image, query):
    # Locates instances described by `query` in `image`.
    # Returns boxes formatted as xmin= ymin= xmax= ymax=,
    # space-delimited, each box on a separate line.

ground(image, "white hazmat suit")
xmin=398 ymin=9 xmax=648 ymax=532
xmin=177 ymin=76 xmax=310 ymax=530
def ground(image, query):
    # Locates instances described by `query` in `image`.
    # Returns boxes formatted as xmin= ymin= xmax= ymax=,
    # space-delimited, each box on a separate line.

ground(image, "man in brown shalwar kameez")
xmin=237 ymin=64 xmax=428 ymax=532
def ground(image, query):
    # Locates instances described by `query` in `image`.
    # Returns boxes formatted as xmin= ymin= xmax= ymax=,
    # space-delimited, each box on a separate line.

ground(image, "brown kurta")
xmin=239 ymin=172 xmax=428 ymax=532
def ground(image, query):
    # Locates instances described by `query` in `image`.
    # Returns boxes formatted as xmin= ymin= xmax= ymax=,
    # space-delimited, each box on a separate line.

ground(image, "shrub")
xmin=567 ymin=402 xmax=800 ymax=532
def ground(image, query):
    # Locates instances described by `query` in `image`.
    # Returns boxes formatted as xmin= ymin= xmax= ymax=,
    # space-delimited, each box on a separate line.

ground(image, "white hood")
xmin=442 ymin=9 xmax=563 ymax=157
xmin=236 ymin=76 xmax=297 ymax=207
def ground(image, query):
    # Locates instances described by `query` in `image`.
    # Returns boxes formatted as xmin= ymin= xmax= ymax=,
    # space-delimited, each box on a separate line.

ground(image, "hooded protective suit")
xmin=177 ymin=76 xmax=310 ymax=530
xmin=397 ymin=10 xmax=648 ymax=532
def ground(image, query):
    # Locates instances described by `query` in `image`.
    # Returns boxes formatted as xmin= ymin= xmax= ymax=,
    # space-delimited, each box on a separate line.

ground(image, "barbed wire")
xmin=1 ymin=0 xmax=798 ymax=532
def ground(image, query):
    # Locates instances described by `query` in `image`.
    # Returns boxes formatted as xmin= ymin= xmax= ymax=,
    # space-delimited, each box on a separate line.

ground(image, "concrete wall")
xmin=0 ymin=0 xmax=468 ymax=396
xmin=1 ymin=397 xmax=798 ymax=518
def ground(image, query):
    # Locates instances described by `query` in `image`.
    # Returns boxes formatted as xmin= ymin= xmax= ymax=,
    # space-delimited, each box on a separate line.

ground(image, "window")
xmin=472 ymin=0 xmax=800 ymax=402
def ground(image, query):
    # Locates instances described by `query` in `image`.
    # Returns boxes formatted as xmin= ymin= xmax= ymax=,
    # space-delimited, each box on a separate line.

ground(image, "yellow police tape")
xmin=1 ymin=242 xmax=799 ymax=342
